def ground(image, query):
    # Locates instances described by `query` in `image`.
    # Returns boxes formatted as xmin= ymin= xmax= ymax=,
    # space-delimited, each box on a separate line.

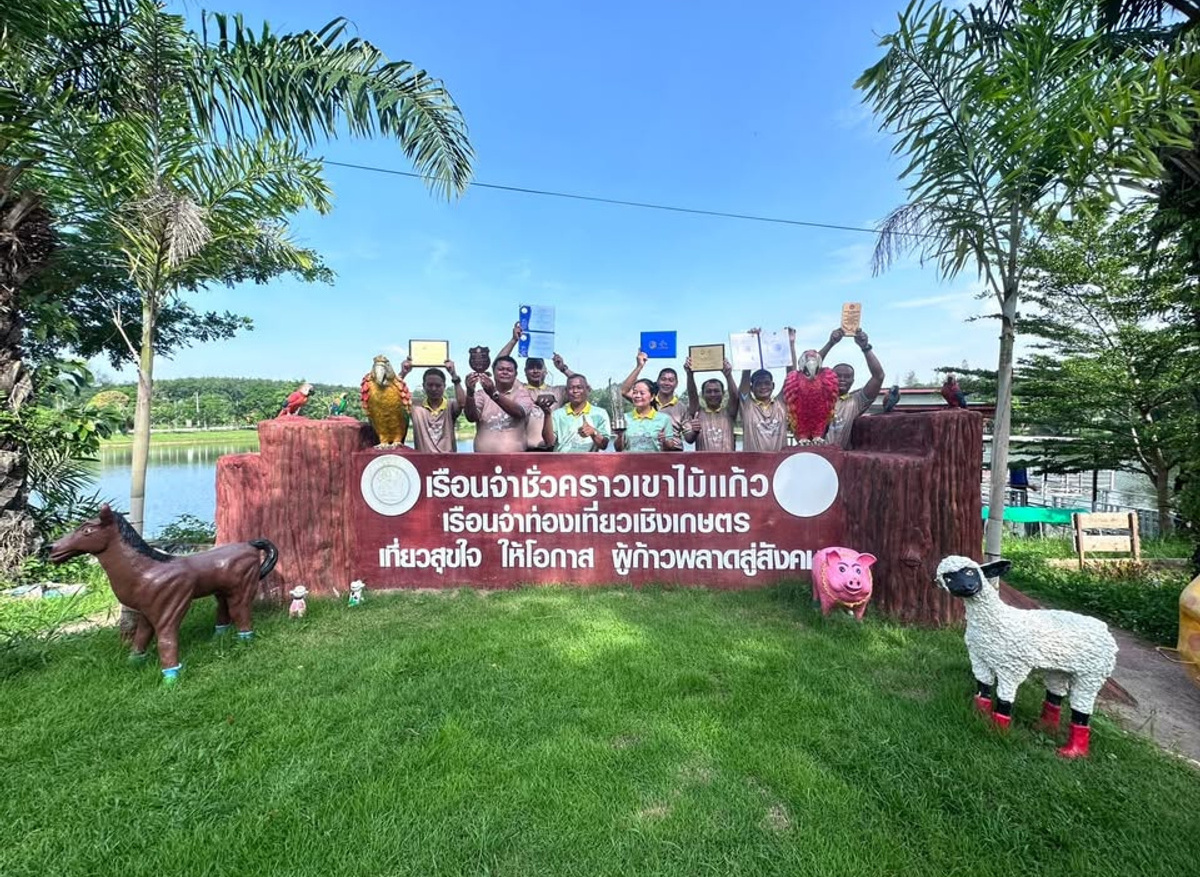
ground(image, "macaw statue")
xmin=941 ymin=374 xmax=968 ymax=408
xmin=361 ymin=355 xmax=412 ymax=447
xmin=278 ymin=382 xmax=314 ymax=417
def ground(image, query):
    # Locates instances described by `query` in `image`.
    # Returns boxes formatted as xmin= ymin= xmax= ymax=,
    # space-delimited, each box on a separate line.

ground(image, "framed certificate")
xmin=841 ymin=302 xmax=862 ymax=335
xmin=409 ymin=339 xmax=449 ymax=367
xmin=688 ymin=344 xmax=725 ymax=372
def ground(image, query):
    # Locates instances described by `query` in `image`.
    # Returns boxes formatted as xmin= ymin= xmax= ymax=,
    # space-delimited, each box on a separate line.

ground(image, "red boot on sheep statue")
xmin=934 ymin=555 xmax=1119 ymax=758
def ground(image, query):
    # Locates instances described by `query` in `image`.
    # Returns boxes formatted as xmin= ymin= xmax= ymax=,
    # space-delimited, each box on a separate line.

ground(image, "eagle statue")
xmin=941 ymin=374 xmax=968 ymax=408
xmin=361 ymin=355 xmax=413 ymax=447
xmin=782 ymin=349 xmax=840 ymax=445
xmin=277 ymin=382 xmax=314 ymax=417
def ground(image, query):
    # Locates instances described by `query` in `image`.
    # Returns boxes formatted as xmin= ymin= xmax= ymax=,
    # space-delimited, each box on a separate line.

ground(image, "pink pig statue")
xmin=812 ymin=547 xmax=877 ymax=620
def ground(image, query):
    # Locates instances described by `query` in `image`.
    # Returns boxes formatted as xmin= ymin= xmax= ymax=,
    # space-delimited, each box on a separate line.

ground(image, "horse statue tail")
xmin=249 ymin=539 xmax=279 ymax=579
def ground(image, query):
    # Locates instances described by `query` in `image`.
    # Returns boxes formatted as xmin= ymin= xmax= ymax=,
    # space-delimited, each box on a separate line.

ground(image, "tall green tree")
xmin=1016 ymin=207 xmax=1196 ymax=528
xmin=855 ymin=0 xmax=1195 ymax=559
xmin=1 ymin=0 xmax=473 ymax=554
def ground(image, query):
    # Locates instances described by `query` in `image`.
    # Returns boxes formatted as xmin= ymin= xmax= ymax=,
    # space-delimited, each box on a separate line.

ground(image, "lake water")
xmin=92 ymin=437 xmax=472 ymax=537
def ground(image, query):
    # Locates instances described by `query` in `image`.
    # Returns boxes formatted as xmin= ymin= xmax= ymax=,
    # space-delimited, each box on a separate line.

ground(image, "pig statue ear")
xmin=823 ymin=549 xmax=843 ymax=564
xmin=99 ymin=504 xmax=114 ymax=524
xmin=857 ymin=553 xmax=877 ymax=568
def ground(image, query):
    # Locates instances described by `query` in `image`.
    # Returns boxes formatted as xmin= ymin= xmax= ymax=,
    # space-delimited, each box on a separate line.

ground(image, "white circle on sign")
xmin=772 ymin=453 xmax=839 ymax=518
xmin=361 ymin=455 xmax=421 ymax=517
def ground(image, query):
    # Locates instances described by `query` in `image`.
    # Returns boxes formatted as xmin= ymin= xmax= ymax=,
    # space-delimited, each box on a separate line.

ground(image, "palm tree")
xmin=856 ymin=0 xmax=1194 ymax=560
xmin=0 ymin=0 xmax=473 ymax=570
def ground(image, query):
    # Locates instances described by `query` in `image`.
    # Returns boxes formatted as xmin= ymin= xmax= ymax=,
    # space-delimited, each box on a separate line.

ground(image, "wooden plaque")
xmin=689 ymin=344 xmax=725 ymax=372
xmin=841 ymin=302 xmax=862 ymax=334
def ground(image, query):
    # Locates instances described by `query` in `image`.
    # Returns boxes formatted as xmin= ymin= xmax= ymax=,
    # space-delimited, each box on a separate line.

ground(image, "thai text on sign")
xmin=352 ymin=450 xmax=844 ymax=588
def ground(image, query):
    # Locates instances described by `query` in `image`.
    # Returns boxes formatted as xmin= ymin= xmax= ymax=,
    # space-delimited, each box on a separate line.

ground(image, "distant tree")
xmin=901 ymin=370 xmax=921 ymax=387
xmin=855 ymin=0 xmax=1196 ymax=559
xmin=1015 ymin=206 xmax=1195 ymax=529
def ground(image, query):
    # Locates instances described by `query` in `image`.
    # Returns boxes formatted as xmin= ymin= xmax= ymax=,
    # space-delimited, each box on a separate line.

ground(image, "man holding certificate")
xmin=682 ymin=356 xmax=738 ymax=452
xmin=403 ymin=358 xmax=466 ymax=453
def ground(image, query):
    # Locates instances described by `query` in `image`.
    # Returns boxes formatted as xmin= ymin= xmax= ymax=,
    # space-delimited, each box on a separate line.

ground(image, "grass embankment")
xmin=1001 ymin=534 xmax=1193 ymax=644
xmin=101 ymin=428 xmax=261 ymax=447
xmin=2 ymin=585 xmax=1197 ymax=877
xmin=101 ymin=422 xmax=478 ymax=447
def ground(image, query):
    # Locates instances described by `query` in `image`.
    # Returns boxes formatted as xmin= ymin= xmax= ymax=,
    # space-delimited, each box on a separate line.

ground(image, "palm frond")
xmin=193 ymin=14 xmax=473 ymax=200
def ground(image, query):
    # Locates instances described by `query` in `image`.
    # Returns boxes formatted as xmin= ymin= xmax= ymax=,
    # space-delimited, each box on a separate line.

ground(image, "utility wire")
xmin=323 ymin=159 xmax=915 ymax=237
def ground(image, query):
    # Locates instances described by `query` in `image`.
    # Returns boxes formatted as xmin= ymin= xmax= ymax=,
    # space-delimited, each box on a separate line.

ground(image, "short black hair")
xmin=423 ymin=368 xmax=446 ymax=382
xmin=702 ymin=378 xmax=723 ymax=393
xmin=525 ymin=357 xmax=545 ymax=369
xmin=657 ymin=368 xmax=677 ymax=380
xmin=494 ymin=355 xmax=518 ymax=369
xmin=750 ymin=369 xmax=773 ymax=384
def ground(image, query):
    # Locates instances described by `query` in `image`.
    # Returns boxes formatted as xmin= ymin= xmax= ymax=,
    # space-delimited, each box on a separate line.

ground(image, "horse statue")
xmin=48 ymin=504 xmax=278 ymax=685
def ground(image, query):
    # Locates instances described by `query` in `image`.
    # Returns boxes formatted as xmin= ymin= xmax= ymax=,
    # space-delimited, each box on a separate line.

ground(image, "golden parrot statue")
xmin=361 ymin=355 xmax=412 ymax=447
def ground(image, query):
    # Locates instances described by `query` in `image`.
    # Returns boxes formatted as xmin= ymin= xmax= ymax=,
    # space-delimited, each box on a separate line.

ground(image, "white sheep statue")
xmin=934 ymin=555 xmax=1118 ymax=758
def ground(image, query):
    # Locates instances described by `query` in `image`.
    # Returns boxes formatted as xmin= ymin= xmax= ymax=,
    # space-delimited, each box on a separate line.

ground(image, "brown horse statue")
xmin=48 ymin=504 xmax=278 ymax=684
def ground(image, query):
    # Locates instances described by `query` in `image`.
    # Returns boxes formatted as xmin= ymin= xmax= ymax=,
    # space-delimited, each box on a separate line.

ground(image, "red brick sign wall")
xmin=351 ymin=449 xmax=844 ymax=588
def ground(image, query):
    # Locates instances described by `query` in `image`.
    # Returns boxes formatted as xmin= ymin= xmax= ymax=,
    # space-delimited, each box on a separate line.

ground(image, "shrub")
xmin=1001 ymin=535 xmax=1190 ymax=644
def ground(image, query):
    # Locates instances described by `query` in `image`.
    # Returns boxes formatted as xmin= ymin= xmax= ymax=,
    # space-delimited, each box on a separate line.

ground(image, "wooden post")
xmin=1130 ymin=512 xmax=1141 ymax=562
xmin=1074 ymin=513 xmax=1086 ymax=568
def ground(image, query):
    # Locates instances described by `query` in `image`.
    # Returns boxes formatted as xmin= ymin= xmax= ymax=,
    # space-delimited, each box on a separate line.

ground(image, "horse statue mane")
xmin=111 ymin=510 xmax=174 ymax=562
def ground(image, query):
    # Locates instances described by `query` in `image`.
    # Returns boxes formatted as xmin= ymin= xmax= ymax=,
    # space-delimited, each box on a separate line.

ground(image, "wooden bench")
xmin=1072 ymin=512 xmax=1140 ymax=567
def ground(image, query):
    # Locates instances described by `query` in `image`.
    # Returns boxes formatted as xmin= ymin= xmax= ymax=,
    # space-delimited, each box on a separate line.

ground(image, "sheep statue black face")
xmin=934 ymin=555 xmax=1119 ymax=758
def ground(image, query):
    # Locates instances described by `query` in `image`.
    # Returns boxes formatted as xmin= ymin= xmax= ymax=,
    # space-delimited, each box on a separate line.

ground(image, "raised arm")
xmin=854 ymin=329 xmax=885 ymax=403
xmin=446 ymin=359 xmax=466 ymax=412
xmin=536 ymin=396 xmax=555 ymax=448
xmin=496 ymin=321 xmax=522 ymax=360
xmin=786 ymin=326 xmax=797 ymax=373
xmin=619 ymin=350 xmax=648 ymax=402
xmin=722 ymin=359 xmax=739 ymax=421
xmin=551 ymin=352 xmax=576 ymax=380
xmin=463 ymin=372 xmax=482 ymax=423
xmin=818 ymin=327 xmax=844 ymax=363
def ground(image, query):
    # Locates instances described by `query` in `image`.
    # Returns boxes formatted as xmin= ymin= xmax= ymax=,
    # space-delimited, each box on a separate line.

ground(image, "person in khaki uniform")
xmin=404 ymin=359 xmax=466 ymax=453
xmin=816 ymin=326 xmax=885 ymax=449
xmin=682 ymin=357 xmax=738 ymax=452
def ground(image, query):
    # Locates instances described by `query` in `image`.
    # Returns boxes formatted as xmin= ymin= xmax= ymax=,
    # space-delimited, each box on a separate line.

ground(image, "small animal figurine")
xmin=812 ymin=547 xmax=877 ymax=620
xmin=278 ymin=381 xmax=315 ymax=417
xmin=881 ymin=384 xmax=901 ymax=413
xmin=288 ymin=585 xmax=309 ymax=618
xmin=328 ymin=392 xmax=349 ymax=417
xmin=348 ymin=580 xmax=366 ymax=607
xmin=941 ymin=374 xmax=968 ymax=408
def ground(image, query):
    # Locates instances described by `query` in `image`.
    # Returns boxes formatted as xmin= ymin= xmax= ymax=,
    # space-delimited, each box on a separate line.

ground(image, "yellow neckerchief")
xmin=564 ymin=401 xmax=592 ymax=417
xmin=839 ymin=393 xmax=851 ymax=402
xmin=752 ymin=395 xmax=776 ymax=410
xmin=423 ymin=397 xmax=448 ymax=415
xmin=654 ymin=395 xmax=679 ymax=409
xmin=525 ymin=381 xmax=547 ymax=391
xmin=632 ymin=407 xmax=658 ymax=420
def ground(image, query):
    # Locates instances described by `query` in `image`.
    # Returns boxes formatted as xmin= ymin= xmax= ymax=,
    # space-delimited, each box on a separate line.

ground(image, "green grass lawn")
xmin=2 ymin=585 xmax=1197 ymax=877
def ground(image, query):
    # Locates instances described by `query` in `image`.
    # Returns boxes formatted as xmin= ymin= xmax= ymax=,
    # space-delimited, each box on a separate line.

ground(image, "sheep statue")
xmin=934 ymin=555 xmax=1119 ymax=758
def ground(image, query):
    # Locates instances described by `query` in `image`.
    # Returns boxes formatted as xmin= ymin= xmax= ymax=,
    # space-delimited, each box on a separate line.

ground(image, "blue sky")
xmin=115 ymin=0 xmax=1000 ymax=391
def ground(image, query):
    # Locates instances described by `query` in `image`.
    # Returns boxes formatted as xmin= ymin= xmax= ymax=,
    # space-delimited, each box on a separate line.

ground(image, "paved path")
xmin=1101 ymin=627 xmax=1200 ymax=765
xmin=1000 ymin=582 xmax=1200 ymax=766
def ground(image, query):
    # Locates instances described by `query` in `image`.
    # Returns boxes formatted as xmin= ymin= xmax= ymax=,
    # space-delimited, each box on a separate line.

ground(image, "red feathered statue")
xmin=782 ymin=349 xmax=840 ymax=444
xmin=277 ymin=382 xmax=314 ymax=417
xmin=941 ymin=374 xmax=967 ymax=408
